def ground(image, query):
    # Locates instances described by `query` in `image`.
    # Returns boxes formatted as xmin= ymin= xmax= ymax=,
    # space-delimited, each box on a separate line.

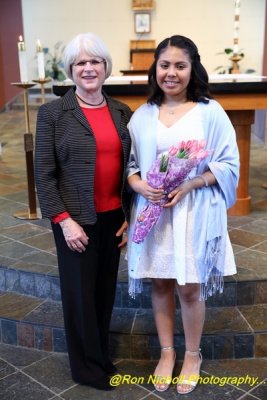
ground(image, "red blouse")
xmin=83 ymin=105 xmax=123 ymax=212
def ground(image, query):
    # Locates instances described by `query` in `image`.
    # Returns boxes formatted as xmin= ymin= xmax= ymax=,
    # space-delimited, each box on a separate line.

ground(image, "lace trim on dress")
xmin=129 ymin=237 xmax=225 ymax=300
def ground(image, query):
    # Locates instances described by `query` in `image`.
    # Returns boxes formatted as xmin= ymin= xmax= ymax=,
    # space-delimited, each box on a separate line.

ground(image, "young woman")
xmin=127 ymin=35 xmax=239 ymax=394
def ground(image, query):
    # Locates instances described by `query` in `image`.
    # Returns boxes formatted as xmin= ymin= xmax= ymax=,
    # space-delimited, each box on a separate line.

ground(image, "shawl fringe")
xmin=129 ymin=277 xmax=143 ymax=299
xmin=200 ymin=274 xmax=224 ymax=300
xmin=199 ymin=236 xmax=224 ymax=300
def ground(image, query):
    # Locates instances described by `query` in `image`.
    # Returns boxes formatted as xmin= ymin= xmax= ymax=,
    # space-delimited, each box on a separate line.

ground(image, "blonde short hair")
xmin=63 ymin=32 xmax=112 ymax=80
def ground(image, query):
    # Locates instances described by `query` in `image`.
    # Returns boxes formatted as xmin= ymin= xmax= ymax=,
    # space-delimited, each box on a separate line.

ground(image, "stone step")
xmin=0 ymin=291 xmax=266 ymax=360
xmin=0 ymin=263 xmax=266 ymax=308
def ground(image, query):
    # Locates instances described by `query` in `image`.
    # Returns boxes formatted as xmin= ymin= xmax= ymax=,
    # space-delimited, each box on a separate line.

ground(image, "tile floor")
xmin=0 ymin=106 xmax=267 ymax=399
xmin=0 ymin=342 xmax=267 ymax=400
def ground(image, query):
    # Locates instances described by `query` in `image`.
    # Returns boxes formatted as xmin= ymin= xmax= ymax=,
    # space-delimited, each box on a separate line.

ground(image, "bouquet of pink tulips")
xmin=132 ymin=140 xmax=210 ymax=244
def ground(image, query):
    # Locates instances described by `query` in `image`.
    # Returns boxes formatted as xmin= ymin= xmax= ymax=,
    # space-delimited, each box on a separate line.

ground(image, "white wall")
xmin=21 ymin=0 xmax=266 ymax=80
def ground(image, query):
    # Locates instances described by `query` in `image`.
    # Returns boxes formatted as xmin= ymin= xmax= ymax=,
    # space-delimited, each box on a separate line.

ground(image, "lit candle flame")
xmin=18 ymin=35 xmax=25 ymax=51
xmin=36 ymin=39 xmax=43 ymax=52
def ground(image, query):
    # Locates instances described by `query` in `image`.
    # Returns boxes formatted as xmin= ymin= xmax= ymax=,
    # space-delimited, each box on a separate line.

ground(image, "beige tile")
xmin=0 ymin=293 xmax=42 ymax=320
xmin=239 ymin=304 xmax=267 ymax=331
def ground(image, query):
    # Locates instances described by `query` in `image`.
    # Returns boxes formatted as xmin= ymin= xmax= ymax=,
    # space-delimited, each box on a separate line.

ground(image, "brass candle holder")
xmin=230 ymin=54 xmax=242 ymax=74
xmin=11 ymin=82 xmax=41 ymax=219
xmin=32 ymin=77 xmax=52 ymax=104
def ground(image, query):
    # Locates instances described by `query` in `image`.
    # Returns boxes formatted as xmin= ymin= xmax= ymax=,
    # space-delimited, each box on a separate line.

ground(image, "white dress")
xmin=133 ymin=105 xmax=236 ymax=283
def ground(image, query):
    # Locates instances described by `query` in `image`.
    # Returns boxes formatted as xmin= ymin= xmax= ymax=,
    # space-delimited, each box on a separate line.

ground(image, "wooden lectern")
xmin=129 ymin=40 xmax=155 ymax=71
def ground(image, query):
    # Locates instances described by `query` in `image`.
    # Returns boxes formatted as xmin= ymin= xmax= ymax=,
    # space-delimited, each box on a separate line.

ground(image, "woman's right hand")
xmin=59 ymin=217 xmax=89 ymax=253
xmin=128 ymin=175 xmax=164 ymax=202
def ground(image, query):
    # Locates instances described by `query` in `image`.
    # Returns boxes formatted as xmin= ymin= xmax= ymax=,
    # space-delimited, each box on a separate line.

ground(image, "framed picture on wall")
xmin=135 ymin=13 xmax=151 ymax=33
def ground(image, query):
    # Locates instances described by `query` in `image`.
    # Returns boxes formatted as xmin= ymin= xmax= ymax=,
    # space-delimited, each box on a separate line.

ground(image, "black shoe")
xmin=105 ymin=361 xmax=117 ymax=375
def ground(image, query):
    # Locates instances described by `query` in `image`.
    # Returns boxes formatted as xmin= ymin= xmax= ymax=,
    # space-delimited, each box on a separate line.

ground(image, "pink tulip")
xmin=168 ymin=146 xmax=179 ymax=156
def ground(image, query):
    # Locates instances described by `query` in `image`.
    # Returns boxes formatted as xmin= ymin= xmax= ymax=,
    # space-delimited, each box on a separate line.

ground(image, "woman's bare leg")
xmin=176 ymin=283 xmax=205 ymax=393
xmin=152 ymin=278 xmax=176 ymax=390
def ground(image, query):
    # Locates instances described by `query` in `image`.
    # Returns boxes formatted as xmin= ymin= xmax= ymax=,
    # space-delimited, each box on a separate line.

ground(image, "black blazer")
xmin=35 ymin=87 xmax=132 ymax=225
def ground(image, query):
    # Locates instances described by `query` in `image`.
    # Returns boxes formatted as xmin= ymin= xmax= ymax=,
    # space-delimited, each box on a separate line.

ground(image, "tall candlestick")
xmin=18 ymin=35 xmax=28 ymax=82
xmin=36 ymin=39 xmax=45 ymax=80
xmin=230 ymin=0 xmax=242 ymax=74
xmin=233 ymin=0 xmax=240 ymax=55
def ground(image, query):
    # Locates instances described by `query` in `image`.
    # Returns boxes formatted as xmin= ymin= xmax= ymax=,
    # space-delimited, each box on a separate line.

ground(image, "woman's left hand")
xmin=116 ymin=221 xmax=128 ymax=248
xmin=163 ymin=180 xmax=194 ymax=208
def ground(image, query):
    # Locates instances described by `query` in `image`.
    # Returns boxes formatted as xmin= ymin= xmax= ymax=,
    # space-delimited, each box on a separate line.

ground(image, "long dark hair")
xmin=147 ymin=35 xmax=212 ymax=105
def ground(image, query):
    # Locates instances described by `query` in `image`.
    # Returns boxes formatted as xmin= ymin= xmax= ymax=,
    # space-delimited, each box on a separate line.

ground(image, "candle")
xmin=36 ymin=40 xmax=45 ymax=80
xmin=17 ymin=35 xmax=28 ymax=82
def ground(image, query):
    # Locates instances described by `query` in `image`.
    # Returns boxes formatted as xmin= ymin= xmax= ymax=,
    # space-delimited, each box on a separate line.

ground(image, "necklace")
xmin=164 ymin=101 xmax=187 ymax=115
xmin=75 ymin=92 xmax=105 ymax=107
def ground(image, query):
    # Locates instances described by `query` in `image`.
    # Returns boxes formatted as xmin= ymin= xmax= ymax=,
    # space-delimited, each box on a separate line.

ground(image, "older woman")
xmin=35 ymin=33 xmax=132 ymax=391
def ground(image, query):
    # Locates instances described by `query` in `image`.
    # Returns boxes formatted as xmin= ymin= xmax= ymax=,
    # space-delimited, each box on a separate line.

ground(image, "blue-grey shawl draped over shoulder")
xmin=126 ymin=100 xmax=240 ymax=300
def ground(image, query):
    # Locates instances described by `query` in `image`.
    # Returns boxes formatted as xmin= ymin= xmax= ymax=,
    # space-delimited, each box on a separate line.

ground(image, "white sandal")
xmin=177 ymin=349 xmax=202 ymax=395
xmin=153 ymin=346 xmax=176 ymax=392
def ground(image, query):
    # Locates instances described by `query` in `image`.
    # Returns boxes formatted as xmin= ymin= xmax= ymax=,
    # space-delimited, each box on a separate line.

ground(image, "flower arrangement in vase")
xmin=214 ymin=48 xmax=255 ymax=74
xmin=44 ymin=41 xmax=66 ymax=81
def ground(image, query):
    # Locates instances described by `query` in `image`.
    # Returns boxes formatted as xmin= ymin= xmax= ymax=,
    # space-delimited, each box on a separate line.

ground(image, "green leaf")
xmin=160 ymin=154 xmax=169 ymax=172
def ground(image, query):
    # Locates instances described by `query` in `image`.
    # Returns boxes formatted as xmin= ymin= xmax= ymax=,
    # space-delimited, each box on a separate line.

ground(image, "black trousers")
xmin=52 ymin=208 xmax=124 ymax=383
